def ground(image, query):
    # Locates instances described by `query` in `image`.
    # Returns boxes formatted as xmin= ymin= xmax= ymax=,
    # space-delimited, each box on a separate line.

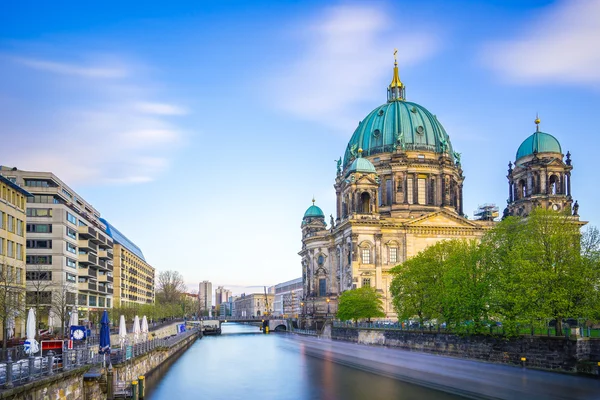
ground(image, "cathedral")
xmin=299 ymin=55 xmax=580 ymax=322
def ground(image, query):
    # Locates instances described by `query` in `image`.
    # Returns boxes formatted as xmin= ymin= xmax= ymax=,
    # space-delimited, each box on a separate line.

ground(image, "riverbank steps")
xmin=0 ymin=329 xmax=200 ymax=400
xmin=327 ymin=326 xmax=600 ymax=374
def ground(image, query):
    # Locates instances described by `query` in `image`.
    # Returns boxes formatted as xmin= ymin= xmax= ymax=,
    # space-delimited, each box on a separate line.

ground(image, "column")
xmin=567 ymin=172 xmax=571 ymax=197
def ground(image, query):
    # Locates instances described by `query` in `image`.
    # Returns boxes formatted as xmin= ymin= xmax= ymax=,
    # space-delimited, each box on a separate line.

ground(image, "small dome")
xmin=516 ymin=131 xmax=562 ymax=161
xmin=303 ymin=204 xmax=324 ymax=219
xmin=347 ymin=156 xmax=377 ymax=175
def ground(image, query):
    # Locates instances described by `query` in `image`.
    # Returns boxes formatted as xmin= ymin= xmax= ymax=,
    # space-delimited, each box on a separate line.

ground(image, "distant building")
xmin=101 ymin=218 xmax=155 ymax=307
xmin=198 ymin=280 xmax=212 ymax=316
xmin=233 ymin=293 xmax=274 ymax=318
xmin=273 ymin=278 xmax=303 ymax=317
xmin=214 ymin=286 xmax=231 ymax=307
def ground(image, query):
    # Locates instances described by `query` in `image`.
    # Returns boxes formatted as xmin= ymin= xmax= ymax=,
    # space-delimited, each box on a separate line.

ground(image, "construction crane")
xmin=474 ymin=204 xmax=499 ymax=221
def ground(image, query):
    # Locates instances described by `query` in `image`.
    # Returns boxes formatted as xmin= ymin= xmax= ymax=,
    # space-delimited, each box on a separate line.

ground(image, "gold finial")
xmin=358 ymin=148 xmax=363 ymax=156
xmin=388 ymin=49 xmax=405 ymax=101
xmin=312 ymin=197 xmax=315 ymax=205
xmin=394 ymin=48 xmax=398 ymax=66
xmin=535 ymin=113 xmax=540 ymax=132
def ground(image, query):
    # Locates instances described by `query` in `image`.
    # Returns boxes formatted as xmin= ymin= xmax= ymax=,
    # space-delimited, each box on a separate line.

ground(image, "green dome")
xmin=347 ymin=155 xmax=377 ymax=175
xmin=303 ymin=204 xmax=324 ymax=219
xmin=343 ymin=101 xmax=455 ymax=167
xmin=516 ymin=131 xmax=562 ymax=161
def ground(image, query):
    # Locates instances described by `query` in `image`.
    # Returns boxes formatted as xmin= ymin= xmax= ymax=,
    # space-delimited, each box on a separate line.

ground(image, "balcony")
xmin=98 ymin=249 xmax=113 ymax=260
xmin=98 ymin=274 xmax=114 ymax=283
xmin=77 ymin=281 xmax=97 ymax=292
xmin=78 ymin=253 xmax=98 ymax=266
xmin=88 ymin=282 xmax=97 ymax=291
xmin=78 ymin=239 xmax=98 ymax=253
xmin=107 ymin=288 xmax=114 ymax=294
xmin=78 ymin=267 xmax=97 ymax=278
xmin=78 ymin=225 xmax=97 ymax=241
xmin=97 ymin=285 xmax=106 ymax=293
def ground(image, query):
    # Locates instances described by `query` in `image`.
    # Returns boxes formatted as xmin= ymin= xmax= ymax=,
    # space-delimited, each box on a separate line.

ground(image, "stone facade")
xmin=330 ymin=327 xmax=600 ymax=374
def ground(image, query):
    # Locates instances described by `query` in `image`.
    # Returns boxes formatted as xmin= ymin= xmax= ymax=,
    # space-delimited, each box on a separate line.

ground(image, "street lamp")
xmin=326 ymin=298 xmax=330 ymax=317
xmin=300 ymin=302 xmax=305 ymax=316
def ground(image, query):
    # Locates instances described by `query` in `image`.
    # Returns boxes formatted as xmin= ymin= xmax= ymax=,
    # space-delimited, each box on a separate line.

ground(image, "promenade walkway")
xmin=291 ymin=335 xmax=600 ymax=399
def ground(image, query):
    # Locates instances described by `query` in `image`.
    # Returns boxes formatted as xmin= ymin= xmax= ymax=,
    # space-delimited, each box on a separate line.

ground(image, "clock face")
xmin=552 ymin=204 xmax=560 ymax=211
xmin=73 ymin=328 xmax=84 ymax=340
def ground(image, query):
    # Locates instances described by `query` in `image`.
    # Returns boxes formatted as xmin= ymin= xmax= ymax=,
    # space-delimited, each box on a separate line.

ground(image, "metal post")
xmin=138 ymin=375 xmax=145 ymax=399
xmin=107 ymin=363 xmax=114 ymax=400
xmin=5 ymin=354 xmax=13 ymax=389
xmin=47 ymin=350 xmax=55 ymax=375
xmin=28 ymin=355 xmax=35 ymax=381
xmin=132 ymin=380 xmax=139 ymax=400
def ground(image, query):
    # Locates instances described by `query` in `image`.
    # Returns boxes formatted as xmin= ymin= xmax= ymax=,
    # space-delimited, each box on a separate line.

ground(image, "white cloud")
xmin=134 ymin=102 xmax=187 ymax=116
xmin=0 ymin=53 xmax=185 ymax=185
xmin=266 ymin=5 xmax=439 ymax=131
xmin=482 ymin=0 xmax=600 ymax=85
xmin=12 ymin=56 xmax=128 ymax=78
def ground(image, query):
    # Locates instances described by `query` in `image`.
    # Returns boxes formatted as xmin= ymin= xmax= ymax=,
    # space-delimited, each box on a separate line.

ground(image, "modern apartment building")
xmin=214 ymin=286 xmax=231 ymax=307
xmin=198 ymin=280 xmax=212 ymax=316
xmin=273 ymin=277 xmax=303 ymax=317
xmin=0 ymin=167 xmax=114 ymax=326
xmin=101 ymin=219 xmax=155 ymax=307
xmin=0 ymin=174 xmax=31 ymax=340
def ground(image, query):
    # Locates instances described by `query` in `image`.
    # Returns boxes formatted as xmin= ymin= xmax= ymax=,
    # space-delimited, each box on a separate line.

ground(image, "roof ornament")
xmin=387 ymin=49 xmax=405 ymax=102
xmin=358 ymin=148 xmax=363 ymax=158
xmin=535 ymin=113 xmax=541 ymax=132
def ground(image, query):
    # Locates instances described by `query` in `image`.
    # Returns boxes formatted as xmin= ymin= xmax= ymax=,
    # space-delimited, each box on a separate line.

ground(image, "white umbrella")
xmin=141 ymin=316 xmax=149 ymax=340
xmin=6 ymin=315 xmax=15 ymax=339
xmin=118 ymin=315 xmax=127 ymax=348
xmin=133 ymin=316 xmax=141 ymax=343
xmin=69 ymin=306 xmax=78 ymax=327
xmin=24 ymin=308 xmax=39 ymax=355
xmin=47 ymin=309 xmax=56 ymax=333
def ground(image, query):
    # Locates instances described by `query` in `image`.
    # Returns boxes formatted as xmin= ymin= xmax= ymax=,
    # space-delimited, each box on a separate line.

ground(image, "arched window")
xmin=359 ymin=192 xmax=371 ymax=213
xmin=361 ymin=248 xmax=371 ymax=264
xmin=549 ymin=175 xmax=558 ymax=195
xmin=519 ymin=179 xmax=526 ymax=199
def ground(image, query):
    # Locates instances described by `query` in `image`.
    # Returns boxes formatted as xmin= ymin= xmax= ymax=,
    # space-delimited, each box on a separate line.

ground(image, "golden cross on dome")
xmin=394 ymin=48 xmax=398 ymax=66
xmin=535 ymin=113 xmax=541 ymax=132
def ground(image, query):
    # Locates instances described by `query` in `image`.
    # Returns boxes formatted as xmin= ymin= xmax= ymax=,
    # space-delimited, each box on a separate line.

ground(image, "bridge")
xmin=189 ymin=317 xmax=292 ymax=334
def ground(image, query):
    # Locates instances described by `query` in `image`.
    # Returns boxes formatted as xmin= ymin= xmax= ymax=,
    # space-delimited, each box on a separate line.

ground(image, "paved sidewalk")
xmin=286 ymin=335 xmax=600 ymax=399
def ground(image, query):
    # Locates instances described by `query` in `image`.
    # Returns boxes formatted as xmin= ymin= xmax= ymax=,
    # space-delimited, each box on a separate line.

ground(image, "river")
xmin=145 ymin=323 xmax=463 ymax=400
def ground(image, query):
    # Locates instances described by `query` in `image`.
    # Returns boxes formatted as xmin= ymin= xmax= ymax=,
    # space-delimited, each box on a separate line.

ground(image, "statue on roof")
xmin=335 ymin=157 xmax=342 ymax=175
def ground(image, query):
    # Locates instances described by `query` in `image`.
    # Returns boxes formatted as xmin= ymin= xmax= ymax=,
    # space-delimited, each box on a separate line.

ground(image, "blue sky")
xmin=1 ymin=0 xmax=598 ymax=294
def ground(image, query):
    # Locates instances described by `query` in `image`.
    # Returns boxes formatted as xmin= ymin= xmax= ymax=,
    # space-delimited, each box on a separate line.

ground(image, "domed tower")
xmin=301 ymin=199 xmax=327 ymax=239
xmin=335 ymin=53 xmax=464 ymax=220
xmin=506 ymin=117 xmax=576 ymax=217
xmin=340 ymin=149 xmax=380 ymax=218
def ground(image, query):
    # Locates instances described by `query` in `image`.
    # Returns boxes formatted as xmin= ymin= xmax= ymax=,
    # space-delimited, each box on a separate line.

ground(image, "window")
xmin=16 ymin=219 xmax=23 ymax=236
xmin=98 ymin=297 xmax=105 ymax=307
xmin=390 ymin=247 xmax=398 ymax=264
xmin=24 ymin=179 xmax=56 ymax=187
xmin=62 ymin=188 xmax=72 ymax=198
xmin=28 ymin=195 xmax=60 ymax=204
xmin=7 ymin=216 xmax=14 ymax=232
xmin=26 ymin=271 xmax=52 ymax=281
xmin=0 ymin=211 xmax=3 ymax=229
xmin=26 ymin=224 xmax=52 ymax=233
xmin=78 ymin=220 xmax=87 ymax=227
xmin=7 ymin=241 xmax=14 ymax=258
xmin=26 ymin=255 xmax=52 ymax=264
xmin=362 ymin=278 xmax=371 ymax=288
xmin=16 ymin=244 xmax=23 ymax=260
xmin=66 ymin=242 xmax=77 ymax=254
xmin=319 ymin=278 xmax=327 ymax=297
xmin=67 ymin=227 xmax=77 ymax=239
xmin=362 ymin=248 xmax=370 ymax=264
xmin=89 ymin=296 xmax=97 ymax=307
xmin=66 ymin=273 xmax=76 ymax=283
xmin=418 ymin=178 xmax=426 ymax=205
xmin=107 ymin=298 xmax=111 ymax=308
xmin=26 ymin=240 xmax=52 ymax=249
xmin=407 ymin=178 xmax=414 ymax=204
xmin=386 ymin=179 xmax=393 ymax=206
xmin=66 ymin=258 xmax=77 ymax=268
xmin=78 ymin=294 xmax=87 ymax=306
xmin=0 ymin=238 xmax=3 ymax=255
xmin=66 ymin=212 xmax=77 ymax=225
xmin=27 ymin=208 xmax=52 ymax=217
xmin=16 ymin=268 xmax=22 ymax=284
xmin=26 ymin=291 xmax=52 ymax=304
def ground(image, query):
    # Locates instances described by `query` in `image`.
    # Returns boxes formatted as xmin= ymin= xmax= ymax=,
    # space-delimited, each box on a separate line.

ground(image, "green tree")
xmin=336 ymin=287 xmax=385 ymax=323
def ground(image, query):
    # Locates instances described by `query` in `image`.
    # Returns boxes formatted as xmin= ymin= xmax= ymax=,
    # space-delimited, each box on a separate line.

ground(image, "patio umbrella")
xmin=24 ymin=308 xmax=39 ymax=355
xmin=47 ymin=309 xmax=56 ymax=333
xmin=6 ymin=315 xmax=15 ymax=339
xmin=141 ymin=316 xmax=149 ymax=340
xmin=133 ymin=315 xmax=141 ymax=343
xmin=99 ymin=310 xmax=111 ymax=367
xmin=118 ymin=315 xmax=127 ymax=348
xmin=68 ymin=306 xmax=78 ymax=327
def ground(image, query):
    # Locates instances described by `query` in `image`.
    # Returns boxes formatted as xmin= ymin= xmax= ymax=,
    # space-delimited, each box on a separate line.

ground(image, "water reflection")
xmin=146 ymin=323 xmax=462 ymax=400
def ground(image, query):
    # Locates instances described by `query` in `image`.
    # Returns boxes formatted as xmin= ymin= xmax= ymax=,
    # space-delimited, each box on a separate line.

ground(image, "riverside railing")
xmin=0 ymin=327 xmax=200 ymax=390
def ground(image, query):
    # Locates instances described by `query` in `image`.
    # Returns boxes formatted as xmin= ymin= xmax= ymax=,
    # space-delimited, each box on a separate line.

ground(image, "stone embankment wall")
xmin=110 ymin=321 xmax=181 ymax=344
xmin=330 ymin=327 xmax=600 ymax=374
